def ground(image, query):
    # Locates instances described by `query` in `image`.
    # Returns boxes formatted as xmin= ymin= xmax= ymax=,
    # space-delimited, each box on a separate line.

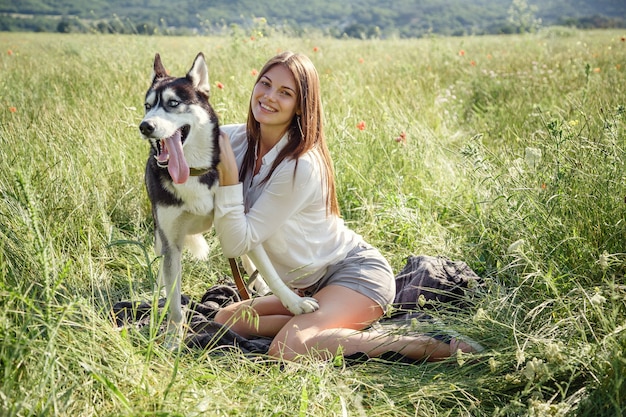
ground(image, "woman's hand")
xmin=217 ymin=131 xmax=239 ymax=186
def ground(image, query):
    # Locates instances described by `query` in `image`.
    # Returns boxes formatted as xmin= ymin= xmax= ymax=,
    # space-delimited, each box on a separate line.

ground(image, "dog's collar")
xmin=189 ymin=167 xmax=213 ymax=177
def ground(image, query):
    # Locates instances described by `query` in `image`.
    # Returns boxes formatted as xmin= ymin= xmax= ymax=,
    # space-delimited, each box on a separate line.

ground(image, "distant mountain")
xmin=1 ymin=0 xmax=624 ymax=37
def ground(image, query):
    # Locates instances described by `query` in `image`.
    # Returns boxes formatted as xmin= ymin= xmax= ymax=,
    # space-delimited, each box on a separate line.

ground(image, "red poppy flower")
xmin=216 ymin=81 xmax=224 ymax=89
xmin=9 ymin=106 xmax=16 ymax=113
xmin=7 ymin=49 xmax=13 ymax=56
xmin=313 ymin=46 xmax=319 ymax=52
xmin=251 ymin=69 xmax=258 ymax=76
xmin=395 ymin=131 xmax=407 ymax=143
xmin=356 ymin=121 xmax=366 ymax=131
xmin=459 ymin=50 xmax=465 ymax=56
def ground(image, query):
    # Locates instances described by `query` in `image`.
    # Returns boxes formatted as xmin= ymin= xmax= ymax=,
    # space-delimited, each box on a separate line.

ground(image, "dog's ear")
xmin=151 ymin=53 xmax=168 ymax=83
xmin=187 ymin=52 xmax=211 ymax=98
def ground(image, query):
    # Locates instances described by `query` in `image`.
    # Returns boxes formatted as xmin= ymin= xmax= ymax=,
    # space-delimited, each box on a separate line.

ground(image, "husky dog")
xmin=139 ymin=53 xmax=318 ymax=346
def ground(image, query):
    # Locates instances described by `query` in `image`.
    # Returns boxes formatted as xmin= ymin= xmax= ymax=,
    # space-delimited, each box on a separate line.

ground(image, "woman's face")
xmin=251 ymin=64 xmax=299 ymax=135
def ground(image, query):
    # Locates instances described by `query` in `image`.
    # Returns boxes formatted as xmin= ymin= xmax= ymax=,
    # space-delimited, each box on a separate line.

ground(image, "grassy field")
xmin=0 ymin=28 xmax=624 ymax=416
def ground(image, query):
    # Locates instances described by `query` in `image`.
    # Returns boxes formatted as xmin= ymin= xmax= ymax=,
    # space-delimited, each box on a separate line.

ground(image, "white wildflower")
xmin=456 ymin=348 xmax=466 ymax=366
xmin=508 ymin=158 xmax=525 ymax=177
xmin=598 ymin=251 xmax=609 ymax=271
xmin=507 ymin=239 xmax=525 ymax=254
xmin=546 ymin=342 xmax=565 ymax=363
xmin=489 ymin=356 xmax=500 ymax=372
xmin=504 ymin=373 xmax=521 ymax=384
xmin=528 ymin=399 xmax=571 ymax=417
xmin=545 ymin=341 xmax=564 ymax=363
xmin=473 ymin=308 xmax=487 ymax=323
xmin=523 ymin=357 xmax=547 ymax=381
xmin=524 ymin=147 xmax=542 ymax=169
xmin=417 ymin=294 xmax=427 ymax=308
xmin=528 ymin=400 xmax=551 ymax=417
xmin=590 ymin=291 xmax=607 ymax=306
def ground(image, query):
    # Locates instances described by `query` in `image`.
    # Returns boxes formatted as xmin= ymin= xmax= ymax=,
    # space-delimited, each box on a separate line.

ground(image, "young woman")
xmin=214 ymin=51 xmax=478 ymax=361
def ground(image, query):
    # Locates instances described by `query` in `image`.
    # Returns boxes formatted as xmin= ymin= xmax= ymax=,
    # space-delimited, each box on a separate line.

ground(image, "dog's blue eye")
xmin=168 ymin=100 xmax=180 ymax=107
xmin=144 ymin=103 xmax=151 ymax=110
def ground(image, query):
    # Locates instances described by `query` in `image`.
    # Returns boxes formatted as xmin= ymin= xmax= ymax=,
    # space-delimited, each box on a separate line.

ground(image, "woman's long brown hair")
xmin=240 ymin=51 xmax=339 ymax=216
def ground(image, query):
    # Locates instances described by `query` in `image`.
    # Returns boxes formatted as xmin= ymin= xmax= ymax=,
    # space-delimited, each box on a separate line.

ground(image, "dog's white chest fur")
xmin=166 ymin=179 xmax=215 ymax=215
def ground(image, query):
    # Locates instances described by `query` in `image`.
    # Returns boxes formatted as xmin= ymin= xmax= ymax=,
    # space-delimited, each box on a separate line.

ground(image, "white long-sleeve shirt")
xmin=214 ymin=124 xmax=361 ymax=289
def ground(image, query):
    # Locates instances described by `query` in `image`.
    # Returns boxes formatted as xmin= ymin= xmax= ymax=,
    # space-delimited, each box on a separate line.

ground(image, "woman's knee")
xmin=268 ymin=324 xmax=304 ymax=359
xmin=267 ymin=326 xmax=334 ymax=361
xmin=214 ymin=300 xmax=244 ymax=322
xmin=214 ymin=303 xmax=251 ymax=325
xmin=214 ymin=304 xmax=258 ymax=338
xmin=213 ymin=307 xmax=231 ymax=325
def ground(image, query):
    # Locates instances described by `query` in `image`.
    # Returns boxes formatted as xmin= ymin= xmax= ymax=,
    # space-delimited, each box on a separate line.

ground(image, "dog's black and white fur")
xmin=139 ymin=53 xmax=318 ymax=346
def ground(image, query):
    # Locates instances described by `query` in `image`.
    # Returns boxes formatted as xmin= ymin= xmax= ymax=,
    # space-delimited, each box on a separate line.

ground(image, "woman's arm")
xmin=214 ymin=154 xmax=320 ymax=258
xmin=217 ymin=132 xmax=239 ymax=186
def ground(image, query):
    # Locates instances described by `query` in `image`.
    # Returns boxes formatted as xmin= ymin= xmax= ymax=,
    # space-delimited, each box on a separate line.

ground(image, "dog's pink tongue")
xmin=164 ymin=130 xmax=189 ymax=184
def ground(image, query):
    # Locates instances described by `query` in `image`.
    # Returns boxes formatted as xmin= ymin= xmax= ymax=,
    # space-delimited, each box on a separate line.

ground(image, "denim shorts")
xmin=301 ymin=243 xmax=396 ymax=310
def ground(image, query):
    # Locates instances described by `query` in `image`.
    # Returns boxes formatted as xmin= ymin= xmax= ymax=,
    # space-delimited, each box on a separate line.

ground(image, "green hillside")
xmin=1 ymin=0 xmax=625 ymax=37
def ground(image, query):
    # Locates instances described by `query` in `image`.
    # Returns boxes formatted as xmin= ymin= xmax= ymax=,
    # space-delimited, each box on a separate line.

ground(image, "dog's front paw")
xmin=162 ymin=322 xmax=185 ymax=351
xmin=284 ymin=294 xmax=319 ymax=315
xmin=163 ymin=333 xmax=181 ymax=351
xmin=298 ymin=296 xmax=319 ymax=313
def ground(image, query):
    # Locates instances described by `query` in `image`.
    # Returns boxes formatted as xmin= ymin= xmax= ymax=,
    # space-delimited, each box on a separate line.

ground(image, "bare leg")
xmin=301 ymin=328 xmax=475 ymax=361
xmin=214 ymin=294 xmax=294 ymax=338
xmin=268 ymin=285 xmax=386 ymax=360
xmin=215 ymin=285 xmax=480 ymax=362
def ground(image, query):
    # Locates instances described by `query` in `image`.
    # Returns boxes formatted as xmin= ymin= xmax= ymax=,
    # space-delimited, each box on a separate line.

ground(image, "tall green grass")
xmin=0 ymin=29 xmax=624 ymax=416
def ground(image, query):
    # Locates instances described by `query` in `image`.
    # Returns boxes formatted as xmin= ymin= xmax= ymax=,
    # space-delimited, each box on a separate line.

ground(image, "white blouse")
xmin=214 ymin=124 xmax=361 ymax=289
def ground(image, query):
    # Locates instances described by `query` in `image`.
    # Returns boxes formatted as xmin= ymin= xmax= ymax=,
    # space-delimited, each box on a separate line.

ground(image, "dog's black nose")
xmin=139 ymin=121 xmax=155 ymax=135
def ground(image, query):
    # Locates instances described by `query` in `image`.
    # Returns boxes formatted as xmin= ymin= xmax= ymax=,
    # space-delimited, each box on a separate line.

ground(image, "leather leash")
xmin=228 ymin=258 xmax=250 ymax=300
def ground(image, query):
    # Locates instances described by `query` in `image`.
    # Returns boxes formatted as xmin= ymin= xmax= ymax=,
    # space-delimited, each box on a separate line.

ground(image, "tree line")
xmin=0 ymin=0 xmax=624 ymax=38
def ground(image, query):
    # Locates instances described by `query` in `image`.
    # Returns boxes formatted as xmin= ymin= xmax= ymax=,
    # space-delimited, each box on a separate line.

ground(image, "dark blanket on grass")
xmin=112 ymin=255 xmax=483 ymax=362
